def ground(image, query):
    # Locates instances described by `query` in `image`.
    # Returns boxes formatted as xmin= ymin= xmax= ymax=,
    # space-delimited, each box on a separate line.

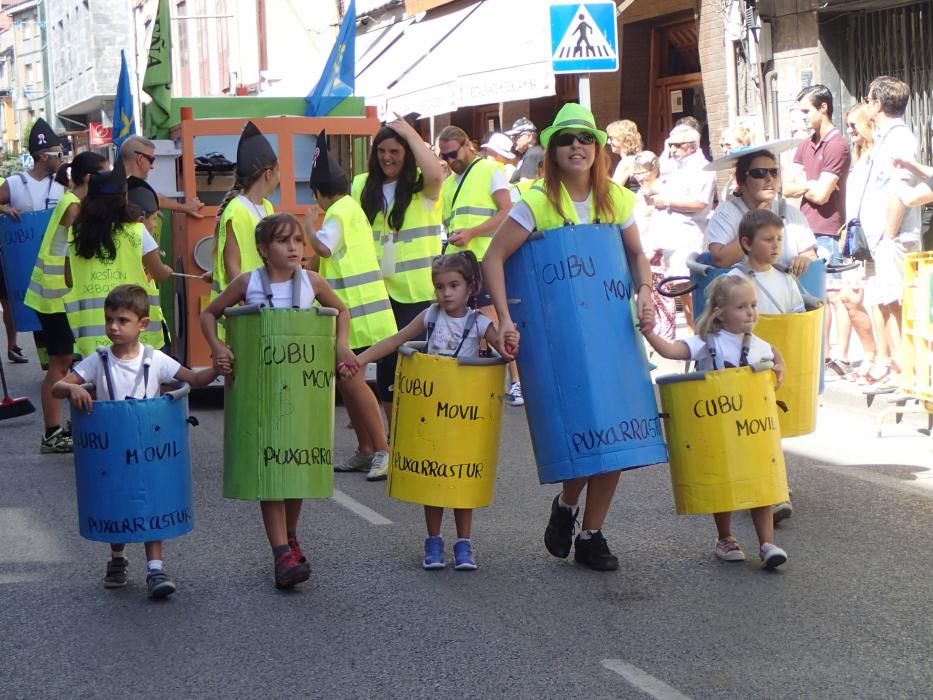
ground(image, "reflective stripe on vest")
xmin=441 ymin=159 xmax=501 ymax=261
xmin=319 ymin=195 xmax=397 ymax=349
xmin=64 ymin=222 xmax=165 ymax=356
xmin=24 ymin=192 xmax=78 ymax=314
xmin=352 ymin=172 xmax=441 ymax=303
xmin=521 ymin=179 xmax=636 ymax=231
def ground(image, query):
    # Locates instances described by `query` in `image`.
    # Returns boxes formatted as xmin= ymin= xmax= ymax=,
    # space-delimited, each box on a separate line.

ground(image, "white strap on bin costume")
xmin=96 ymin=345 xmax=154 ymax=401
xmin=255 ymin=266 xmax=304 ymax=309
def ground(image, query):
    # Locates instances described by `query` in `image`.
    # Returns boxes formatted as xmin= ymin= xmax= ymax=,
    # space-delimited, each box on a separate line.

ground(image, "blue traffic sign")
xmin=550 ymin=2 xmax=619 ymax=74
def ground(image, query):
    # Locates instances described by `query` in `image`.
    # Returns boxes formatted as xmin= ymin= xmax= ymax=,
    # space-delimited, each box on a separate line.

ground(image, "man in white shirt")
xmin=861 ymin=75 xmax=921 ymax=384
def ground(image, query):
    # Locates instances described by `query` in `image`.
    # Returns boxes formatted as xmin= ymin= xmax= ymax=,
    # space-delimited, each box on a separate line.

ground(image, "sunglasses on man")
xmin=43 ymin=151 xmax=64 ymax=159
xmin=137 ymin=152 xmax=156 ymax=165
xmin=746 ymin=167 xmax=780 ymax=179
xmin=439 ymin=146 xmax=462 ymax=162
xmin=552 ymin=131 xmax=596 ymax=147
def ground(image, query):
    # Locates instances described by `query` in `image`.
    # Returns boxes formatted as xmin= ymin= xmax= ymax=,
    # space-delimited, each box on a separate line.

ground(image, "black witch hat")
xmin=236 ymin=121 xmax=277 ymax=180
xmin=127 ymin=176 xmax=159 ymax=215
xmin=28 ymin=118 xmax=62 ymax=153
xmin=308 ymin=130 xmax=346 ymax=188
xmin=88 ymin=160 xmax=128 ymax=198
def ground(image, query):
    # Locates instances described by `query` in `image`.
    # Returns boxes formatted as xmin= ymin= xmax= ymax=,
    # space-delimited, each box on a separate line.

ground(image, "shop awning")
xmin=355 ymin=0 xmax=555 ymax=119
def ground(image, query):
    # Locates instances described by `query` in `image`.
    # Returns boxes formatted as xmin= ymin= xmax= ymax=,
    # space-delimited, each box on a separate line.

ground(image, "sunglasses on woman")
xmin=552 ymin=131 xmax=597 ymax=147
xmin=746 ymin=167 xmax=779 ymax=179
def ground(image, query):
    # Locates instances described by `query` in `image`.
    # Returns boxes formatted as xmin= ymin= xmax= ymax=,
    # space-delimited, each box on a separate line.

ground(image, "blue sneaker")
xmin=422 ymin=536 xmax=445 ymax=569
xmin=454 ymin=539 xmax=477 ymax=571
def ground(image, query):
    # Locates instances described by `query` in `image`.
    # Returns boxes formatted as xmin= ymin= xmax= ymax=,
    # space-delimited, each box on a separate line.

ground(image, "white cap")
xmin=481 ymin=132 xmax=516 ymax=160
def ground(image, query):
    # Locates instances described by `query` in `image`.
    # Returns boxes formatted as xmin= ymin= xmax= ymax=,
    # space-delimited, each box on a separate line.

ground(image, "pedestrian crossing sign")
xmin=550 ymin=2 xmax=619 ymax=74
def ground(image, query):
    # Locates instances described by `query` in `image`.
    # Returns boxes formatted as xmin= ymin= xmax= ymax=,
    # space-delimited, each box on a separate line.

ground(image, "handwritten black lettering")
xmin=736 ymin=416 xmax=777 ymax=436
xmin=262 ymin=445 xmax=332 ymax=467
xmin=73 ymin=431 xmax=110 ymax=450
xmin=392 ymin=452 xmax=484 ymax=479
xmin=603 ymin=278 xmax=633 ymax=302
xmin=693 ymin=393 xmax=744 ymax=418
xmin=541 ymin=255 xmax=596 ymax=285
xmin=436 ymin=401 xmax=480 ymax=421
xmin=262 ymin=342 xmax=316 ymax=366
xmin=396 ymin=372 xmax=434 ymax=398
xmin=302 ymin=368 xmax=334 ymax=388
xmin=570 ymin=416 xmax=662 ymax=454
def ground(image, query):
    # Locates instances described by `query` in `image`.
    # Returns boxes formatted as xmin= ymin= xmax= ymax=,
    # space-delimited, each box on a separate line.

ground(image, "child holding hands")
xmin=347 ymin=251 xmax=518 ymax=570
xmin=644 ymin=275 xmax=789 ymax=568
xmin=53 ymin=284 xmax=218 ymax=598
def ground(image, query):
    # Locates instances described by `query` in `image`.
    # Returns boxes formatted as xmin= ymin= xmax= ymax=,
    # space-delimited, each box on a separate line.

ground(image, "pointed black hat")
xmin=88 ymin=160 xmax=128 ymax=198
xmin=28 ymin=118 xmax=62 ymax=153
xmin=308 ymin=130 xmax=346 ymax=188
xmin=236 ymin=121 xmax=277 ymax=180
xmin=127 ymin=175 xmax=159 ymax=215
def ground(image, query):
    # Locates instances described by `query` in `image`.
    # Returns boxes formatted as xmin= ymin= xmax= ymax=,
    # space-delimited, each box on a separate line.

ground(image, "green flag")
xmin=142 ymin=0 xmax=172 ymax=138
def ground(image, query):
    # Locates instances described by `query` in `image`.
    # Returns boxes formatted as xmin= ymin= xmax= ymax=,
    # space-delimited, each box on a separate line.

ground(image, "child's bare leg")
xmin=424 ymin=505 xmax=444 ymax=537
xmin=338 ymin=373 xmax=388 ymax=453
xmin=713 ymin=512 xmax=733 ymax=539
xmin=40 ymin=354 xmax=72 ymax=431
xmin=260 ymin=500 xmax=288 ymax=549
xmin=580 ymin=471 xmax=622 ymax=531
xmin=144 ymin=541 xmax=164 ymax=561
xmin=110 ymin=544 xmax=126 ymax=557
xmin=750 ymin=506 xmax=774 ymax=547
xmin=453 ymin=509 xmax=473 ymax=539
xmin=285 ymin=499 xmax=303 ymax=533
xmin=560 ymin=476 xmax=587 ymax=506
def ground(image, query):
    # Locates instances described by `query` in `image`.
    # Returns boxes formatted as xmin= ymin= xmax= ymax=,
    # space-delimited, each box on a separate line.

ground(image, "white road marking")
xmin=601 ymin=659 xmax=692 ymax=700
xmin=331 ymin=489 xmax=393 ymax=525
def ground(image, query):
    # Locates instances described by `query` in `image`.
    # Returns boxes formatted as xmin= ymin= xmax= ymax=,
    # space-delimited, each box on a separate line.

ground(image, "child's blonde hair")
xmin=695 ymin=275 xmax=755 ymax=337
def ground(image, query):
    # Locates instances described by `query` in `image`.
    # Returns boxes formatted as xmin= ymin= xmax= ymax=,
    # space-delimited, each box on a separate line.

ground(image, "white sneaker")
xmin=772 ymin=501 xmax=793 ymax=526
xmin=366 ymin=450 xmax=390 ymax=481
xmin=760 ymin=543 xmax=787 ymax=569
xmin=715 ymin=536 xmax=746 ymax=562
xmin=334 ymin=451 xmax=373 ymax=472
xmin=507 ymin=381 xmax=524 ymax=407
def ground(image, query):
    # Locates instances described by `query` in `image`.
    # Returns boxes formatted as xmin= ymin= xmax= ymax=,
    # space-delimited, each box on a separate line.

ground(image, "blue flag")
xmin=113 ymin=49 xmax=136 ymax=150
xmin=305 ymin=0 xmax=355 ymax=116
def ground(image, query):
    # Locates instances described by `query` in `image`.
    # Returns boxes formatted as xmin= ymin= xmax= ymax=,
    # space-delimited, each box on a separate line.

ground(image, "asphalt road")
xmin=1 ymin=351 xmax=931 ymax=699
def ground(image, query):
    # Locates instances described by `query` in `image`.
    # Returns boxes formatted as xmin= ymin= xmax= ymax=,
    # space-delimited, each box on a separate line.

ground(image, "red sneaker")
xmin=274 ymin=550 xmax=310 ymax=589
xmin=288 ymin=536 xmax=309 ymax=566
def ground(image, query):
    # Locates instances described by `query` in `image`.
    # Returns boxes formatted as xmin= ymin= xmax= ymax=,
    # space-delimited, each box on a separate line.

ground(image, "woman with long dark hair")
xmin=348 ymin=116 xmax=444 ymax=432
xmin=64 ymin=161 xmax=172 ymax=357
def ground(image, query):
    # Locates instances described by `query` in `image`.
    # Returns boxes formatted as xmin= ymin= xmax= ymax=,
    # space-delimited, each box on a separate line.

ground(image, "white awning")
xmin=355 ymin=0 xmax=555 ymax=119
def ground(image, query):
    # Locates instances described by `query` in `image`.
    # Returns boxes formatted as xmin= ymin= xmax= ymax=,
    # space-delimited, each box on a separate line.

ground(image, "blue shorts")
xmin=814 ymin=235 xmax=842 ymax=279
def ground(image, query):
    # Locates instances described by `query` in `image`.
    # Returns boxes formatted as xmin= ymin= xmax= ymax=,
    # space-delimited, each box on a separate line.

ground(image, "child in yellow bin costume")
xmin=346 ymin=252 xmax=518 ymax=570
xmin=726 ymin=208 xmax=822 ymax=525
xmin=644 ymin=275 xmax=791 ymax=569
xmin=305 ymin=130 xmax=397 ymax=482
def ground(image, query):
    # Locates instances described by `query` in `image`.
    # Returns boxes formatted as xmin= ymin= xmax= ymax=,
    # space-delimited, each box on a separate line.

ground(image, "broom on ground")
xmin=0 ymin=307 xmax=35 ymax=419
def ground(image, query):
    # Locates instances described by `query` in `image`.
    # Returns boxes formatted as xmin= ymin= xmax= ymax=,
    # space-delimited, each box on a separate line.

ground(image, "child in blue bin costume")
xmin=54 ymin=284 xmax=217 ymax=598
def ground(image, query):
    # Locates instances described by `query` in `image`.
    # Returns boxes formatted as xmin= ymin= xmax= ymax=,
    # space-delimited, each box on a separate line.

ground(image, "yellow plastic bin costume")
xmin=387 ymin=341 xmax=507 ymax=509
xmin=754 ymin=307 xmax=823 ymax=438
xmin=657 ymin=360 xmax=789 ymax=515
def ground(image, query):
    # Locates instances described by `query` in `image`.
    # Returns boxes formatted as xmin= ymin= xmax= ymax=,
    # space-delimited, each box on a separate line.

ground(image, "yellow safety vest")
xmin=351 ymin=172 xmax=441 ymax=304
xmin=25 ymin=191 xmax=79 ymax=314
xmin=212 ymin=196 xmax=274 ymax=295
xmin=318 ymin=195 xmax=397 ymax=349
xmin=440 ymin=158 xmax=503 ymax=261
xmin=521 ymin=179 xmax=636 ymax=230
xmin=65 ymin=222 xmax=165 ymax=356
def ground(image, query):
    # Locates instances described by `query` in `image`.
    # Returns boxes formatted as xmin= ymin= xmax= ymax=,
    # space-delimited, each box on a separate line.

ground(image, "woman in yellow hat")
xmin=482 ymin=103 xmax=656 ymax=572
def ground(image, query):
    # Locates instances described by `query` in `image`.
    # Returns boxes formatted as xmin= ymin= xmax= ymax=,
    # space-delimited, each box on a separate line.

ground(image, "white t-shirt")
xmin=683 ymin=330 xmax=774 ymax=371
xmin=863 ymin=120 xmax=921 ymax=246
xmin=425 ymin=308 xmax=492 ymax=358
xmin=454 ymin=166 xmax=509 ymax=196
xmin=509 ymin=194 xmax=635 ymax=232
xmin=73 ymin=346 xmax=182 ymax=400
xmin=727 ymin=266 xmax=805 ymax=315
xmin=7 ymin=172 xmax=65 ymax=211
xmin=142 ymin=229 xmax=159 ymax=255
xmin=706 ymin=196 xmax=816 ymax=266
xmin=315 ymin=217 xmax=344 ymax=259
xmin=245 ymin=268 xmax=316 ymax=308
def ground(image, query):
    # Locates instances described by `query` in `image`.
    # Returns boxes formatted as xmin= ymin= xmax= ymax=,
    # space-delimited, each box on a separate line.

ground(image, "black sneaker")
xmin=544 ymin=494 xmax=577 ymax=559
xmin=7 ymin=346 xmax=28 ymax=363
xmin=103 ymin=557 xmax=128 ymax=588
xmin=146 ymin=570 xmax=177 ymax=599
xmin=574 ymin=531 xmax=619 ymax=571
